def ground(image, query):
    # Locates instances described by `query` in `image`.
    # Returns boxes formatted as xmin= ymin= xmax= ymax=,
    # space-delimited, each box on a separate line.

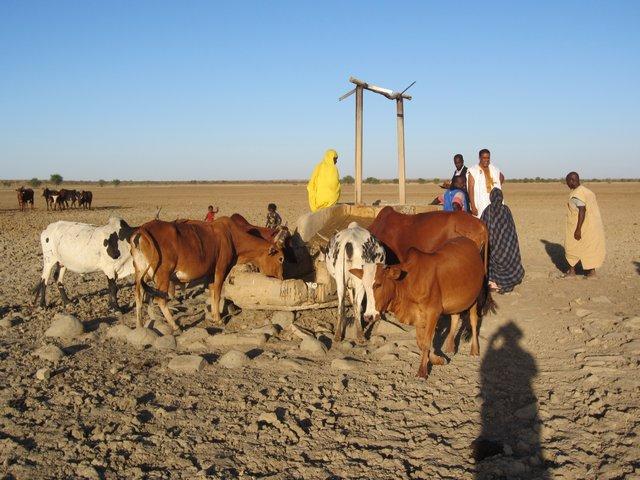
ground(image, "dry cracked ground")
xmin=0 ymin=182 xmax=639 ymax=479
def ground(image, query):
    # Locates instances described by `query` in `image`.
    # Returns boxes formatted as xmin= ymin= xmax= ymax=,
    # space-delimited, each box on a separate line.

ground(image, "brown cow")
xmin=130 ymin=216 xmax=284 ymax=330
xmin=230 ymin=213 xmax=289 ymax=245
xmin=79 ymin=190 xmax=93 ymax=209
xmin=368 ymin=206 xmax=488 ymax=268
xmin=16 ymin=187 xmax=34 ymax=211
xmin=351 ymin=237 xmax=488 ymax=379
xmin=42 ymin=188 xmax=58 ymax=210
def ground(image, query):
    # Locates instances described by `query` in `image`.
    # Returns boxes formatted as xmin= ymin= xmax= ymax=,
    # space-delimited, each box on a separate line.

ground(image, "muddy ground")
xmin=0 ymin=182 xmax=639 ymax=479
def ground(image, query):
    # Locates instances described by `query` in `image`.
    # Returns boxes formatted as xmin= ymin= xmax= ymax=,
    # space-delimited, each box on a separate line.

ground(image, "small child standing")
xmin=265 ymin=203 xmax=282 ymax=229
xmin=204 ymin=205 xmax=219 ymax=222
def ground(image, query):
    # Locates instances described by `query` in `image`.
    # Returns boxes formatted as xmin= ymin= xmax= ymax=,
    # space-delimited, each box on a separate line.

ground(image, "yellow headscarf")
xmin=307 ymin=149 xmax=341 ymax=212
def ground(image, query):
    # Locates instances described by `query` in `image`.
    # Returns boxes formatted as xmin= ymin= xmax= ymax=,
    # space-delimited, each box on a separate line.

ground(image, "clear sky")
xmin=1 ymin=1 xmax=639 ymax=181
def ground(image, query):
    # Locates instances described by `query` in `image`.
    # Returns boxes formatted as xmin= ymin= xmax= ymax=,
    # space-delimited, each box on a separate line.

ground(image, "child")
xmin=432 ymin=175 xmax=469 ymax=212
xmin=204 ymin=205 xmax=219 ymax=222
xmin=265 ymin=203 xmax=282 ymax=229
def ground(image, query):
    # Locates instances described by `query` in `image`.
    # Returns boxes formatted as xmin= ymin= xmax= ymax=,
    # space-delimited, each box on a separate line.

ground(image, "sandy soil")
xmin=0 ymin=182 xmax=639 ymax=479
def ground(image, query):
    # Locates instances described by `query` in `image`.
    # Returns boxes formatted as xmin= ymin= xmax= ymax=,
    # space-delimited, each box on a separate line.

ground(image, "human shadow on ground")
xmin=473 ymin=321 xmax=549 ymax=479
xmin=540 ymin=239 xmax=569 ymax=273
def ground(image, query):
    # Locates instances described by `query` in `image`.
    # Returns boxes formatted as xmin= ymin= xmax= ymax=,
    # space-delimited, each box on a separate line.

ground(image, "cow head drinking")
xmin=350 ymin=263 xmax=405 ymax=323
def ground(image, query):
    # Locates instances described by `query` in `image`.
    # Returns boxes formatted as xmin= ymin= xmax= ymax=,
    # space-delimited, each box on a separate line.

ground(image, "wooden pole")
xmin=355 ymin=85 xmax=364 ymax=205
xmin=396 ymin=98 xmax=406 ymax=204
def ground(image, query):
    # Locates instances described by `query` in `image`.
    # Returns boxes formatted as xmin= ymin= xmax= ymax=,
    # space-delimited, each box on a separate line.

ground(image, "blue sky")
xmin=1 ymin=1 xmax=638 ymax=180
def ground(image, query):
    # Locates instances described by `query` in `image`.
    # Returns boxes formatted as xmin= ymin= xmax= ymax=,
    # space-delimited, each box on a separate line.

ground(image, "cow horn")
xmin=154 ymin=206 xmax=162 ymax=220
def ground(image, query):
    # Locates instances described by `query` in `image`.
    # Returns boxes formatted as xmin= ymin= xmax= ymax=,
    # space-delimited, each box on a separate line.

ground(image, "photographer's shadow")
xmin=474 ymin=321 xmax=549 ymax=479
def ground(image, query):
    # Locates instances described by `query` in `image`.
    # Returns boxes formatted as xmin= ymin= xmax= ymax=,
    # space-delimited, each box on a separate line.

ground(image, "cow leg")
xmin=469 ymin=303 xmax=480 ymax=356
xmin=56 ymin=266 xmax=71 ymax=306
xmin=416 ymin=309 xmax=445 ymax=379
xmin=153 ymin=276 xmax=179 ymax=331
xmin=107 ymin=277 xmax=120 ymax=311
xmin=444 ymin=314 xmax=460 ymax=354
xmin=134 ymin=269 xmax=144 ymax=328
xmin=334 ymin=279 xmax=346 ymax=342
xmin=352 ymin=283 xmax=366 ymax=344
xmin=168 ymin=281 xmax=176 ymax=299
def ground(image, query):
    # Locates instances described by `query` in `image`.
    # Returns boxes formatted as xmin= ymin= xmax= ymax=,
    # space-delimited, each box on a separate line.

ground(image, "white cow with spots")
xmin=325 ymin=222 xmax=386 ymax=342
xmin=33 ymin=217 xmax=135 ymax=311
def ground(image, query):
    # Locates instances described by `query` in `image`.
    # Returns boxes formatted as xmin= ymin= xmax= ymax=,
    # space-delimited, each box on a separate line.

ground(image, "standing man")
xmin=564 ymin=172 xmax=605 ymax=277
xmin=307 ymin=149 xmax=341 ymax=212
xmin=467 ymin=149 xmax=505 ymax=217
xmin=452 ymin=153 xmax=467 ymax=182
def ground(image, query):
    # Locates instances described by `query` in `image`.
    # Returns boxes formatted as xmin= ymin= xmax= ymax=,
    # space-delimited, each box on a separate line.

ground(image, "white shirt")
xmin=468 ymin=164 xmax=502 ymax=217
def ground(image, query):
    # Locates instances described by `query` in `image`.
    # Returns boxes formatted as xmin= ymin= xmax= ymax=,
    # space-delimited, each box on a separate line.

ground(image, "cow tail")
xmin=132 ymin=228 xmax=168 ymax=301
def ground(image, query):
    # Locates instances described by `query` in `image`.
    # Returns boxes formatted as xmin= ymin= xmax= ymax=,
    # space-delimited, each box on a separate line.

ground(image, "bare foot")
xmin=585 ymin=269 xmax=596 ymax=278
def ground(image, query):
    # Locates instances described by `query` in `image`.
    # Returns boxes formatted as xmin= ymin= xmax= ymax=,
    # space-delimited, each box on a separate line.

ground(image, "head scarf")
xmin=481 ymin=188 xmax=524 ymax=292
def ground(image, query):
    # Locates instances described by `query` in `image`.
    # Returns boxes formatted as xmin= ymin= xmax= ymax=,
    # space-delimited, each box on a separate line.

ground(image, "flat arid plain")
xmin=0 ymin=182 xmax=639 ymax=479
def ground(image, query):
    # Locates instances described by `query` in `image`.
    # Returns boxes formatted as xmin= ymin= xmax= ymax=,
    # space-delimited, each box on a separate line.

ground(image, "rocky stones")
xmin=331 ymin=358 xmax=361 ymax=371
xmin=590 ymin=295 xmax=611 ymax=304
xmin=207 ymin=332 xmax=267 ymax=349
xmin=373 ymin=319 xmax=407 ymax=336
xmin=106 ymin=324 xmax=132 ymax=340
xmin=380 ymin=353 xmax=400 ymax=362
xmin=299 ymin=336 xmax=327 ymax=356
xmin=574 ymin=309 xmax=592 ymax=318
xmin=0 ymin=317 xmax=14 ymax=329
xmin=176 ymin=327 xmax=210 ymax=351
xmin=271 ymin=311 xmax=295 ymax=329
xmin=33 ymin=344 xmax=65 ymax=363
xmin=623 ymin=316 xmax=640 ymax=330
xmin=76 ymin=464 xmax=101 ymax=480
xmin=126 ymin=327 xmax=159 ymax=349
xmin=154 ymin=335 xmax=177 ymax=351
xmin=45 ymin=313 xmax=84 ymax=339
xmin=168 ymin=354 xmax=205 ymax=373
xmin=252 ymin=324 xmax=279 ymax=337
xmin=279 ymin=358 xmax=303 ymax=370
xmin=373 ymin=342 xmax=397 ymax=356
xmin=35 ymin=367 xmax=51 ymax=381
xmin=218 ymin=350 xmax=248 ymax=369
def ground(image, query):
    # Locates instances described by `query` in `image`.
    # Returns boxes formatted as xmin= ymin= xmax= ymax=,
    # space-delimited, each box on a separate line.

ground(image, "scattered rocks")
xmin=623 ymin=316 xmax=640 ymax=330
xmin=574 ymin=309 xmax=592 ymax=318
xmin=76 ymin=464 xmax=100 ymax=480
xmin=126 ymin=327 xmax=159 ymax=348
xmin=45 ymin=313 xmax=84 ymax=339
xmin=106 ymin=324 xmax=132 ymax=340
xmin=253 ymin=324 xmax=279 ymax=337
xmin=299 ymin=336 xmax=327 ymax=356
xmin=373 ymin=319 xmax=407 ymax=336
xmin=271 ymin=311 xmax=295 ymax=329
xmin=0 ymin=317 xmax=14 ymax=329
xmin=176 ymin=327 xmax=210 ymax=351
xmin=154 ymin=335 xmax=177 ymax=350
xmin=279 ymin=358 xmax=303 ymax=370
xmin=380 ymin=353 xmax=399 ymax=362
xmin=218 ymin=350 xmax=248 ymax=369
xmin=373 ymin=342 xmax=397 ymax=356
xmin=33 ymin=344 xmax=65 ymax=363
xmin=331 ymin=358 xmax=361 ymax=371
xmin=590 ymin=295 xmax=611 ymax=304
xmin=146 ymin=320 xmax=175 ymax=336
xmin=207 ymin=333 xmax=267 ymax=349
xmin=35 ymin=367 xmax=51 ymax=381
xmin=168 ymin=354 xmax=205 ymax=373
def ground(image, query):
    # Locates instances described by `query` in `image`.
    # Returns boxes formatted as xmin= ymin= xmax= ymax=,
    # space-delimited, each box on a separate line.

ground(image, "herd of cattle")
xmin=15 ymin=186 xmax=93 ymax=211
xmin=31 ymin=206 xmax=493 ymax=380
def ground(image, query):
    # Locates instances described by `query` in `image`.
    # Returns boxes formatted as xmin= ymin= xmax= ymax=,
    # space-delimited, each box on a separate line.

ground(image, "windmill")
xmin=339 ymin=76 xmax=415 ymax=204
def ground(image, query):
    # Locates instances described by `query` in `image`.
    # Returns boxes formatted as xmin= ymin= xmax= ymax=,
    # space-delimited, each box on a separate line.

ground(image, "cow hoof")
xmin=416 ymin=369 xmax=428 ymax=379
xmin=470 ymin=346 xmax=480 ymax=356
xmin=429 ymin=353 xmax=447 ymax=366
xmin=333 ymin=333 xmax=344 ymax=343
xmin=443 ymin=343 xmax=455 ymax=354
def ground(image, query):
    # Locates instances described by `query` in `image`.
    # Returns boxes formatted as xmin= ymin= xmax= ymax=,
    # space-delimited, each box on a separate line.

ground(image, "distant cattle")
xmin=33 ymin=217 xmax=135 ymax=311
xmin=16 ymin=187 xmax=34 ymax=211
xmin=129 ymin=217 xmax=285 ymax=330
xmin=42 ymin=188 xmax=59 ymax=211
xmin=51 ymin=189 xmax=77 ymax=210
xmin=325 ymin=222 xmax=385 ymax=342
xmin=79 ymin=190 xmax=93 ymax=209
xmin=368 ymin=207 xmax=488 ymax=268
xmin=351 ymin=237 xmax=491 ymax=379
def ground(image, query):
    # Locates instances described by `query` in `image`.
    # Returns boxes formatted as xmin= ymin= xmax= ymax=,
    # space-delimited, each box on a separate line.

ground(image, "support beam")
xmin=355 ymin=85 xmax=364 ymax=205
xmin=396 ymin=98 xmax=406 ymax=204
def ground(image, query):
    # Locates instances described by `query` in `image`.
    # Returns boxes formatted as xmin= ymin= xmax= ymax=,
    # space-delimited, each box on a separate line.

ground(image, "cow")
xmin=33 ymin=217 xmax=135 ymax=311
xmin=52 ymin=189 xmax=74 ymax=210
xmin=351 ymin=237 xmax=490 ymax=379
xmin=16 ymin=187 xmax=34 ymax=211
xmin=368 ymin=206 xmax=488 ymax=269
xmin=42 ymin=188 xmax=59 ymax=211
xmin=325 ymin=222 xmax=385 ymax=343
xmin=78 ymin=190 xmax=93 ymax=209
xmin=68 ymin=189 xmax=80 ymax=208
xmin=230 ymin=213 xmax=295 ymax=263
xmin=129 ymin=216 xmax=285 ymax=330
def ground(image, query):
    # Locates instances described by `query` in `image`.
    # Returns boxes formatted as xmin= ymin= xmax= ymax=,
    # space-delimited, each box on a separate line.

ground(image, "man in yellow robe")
xmin=307 ymin=149 xmax=341 ymax=212
xmin=564 ymin=172 xmax=606 ymax=277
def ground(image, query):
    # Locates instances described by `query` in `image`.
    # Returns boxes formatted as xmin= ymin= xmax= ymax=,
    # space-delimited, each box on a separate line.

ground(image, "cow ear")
xmin=349 ymin=268 xmax=363 ymax=279
xmin=386 ymin=266 xmax=405 ymax=280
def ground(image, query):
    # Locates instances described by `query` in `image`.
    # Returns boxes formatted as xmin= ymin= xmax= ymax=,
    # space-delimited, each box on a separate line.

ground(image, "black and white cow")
xmin=33 ymin=217 xmax=136 ymax=311
xmin=325 ymin=221 xmax=386 ymax=342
